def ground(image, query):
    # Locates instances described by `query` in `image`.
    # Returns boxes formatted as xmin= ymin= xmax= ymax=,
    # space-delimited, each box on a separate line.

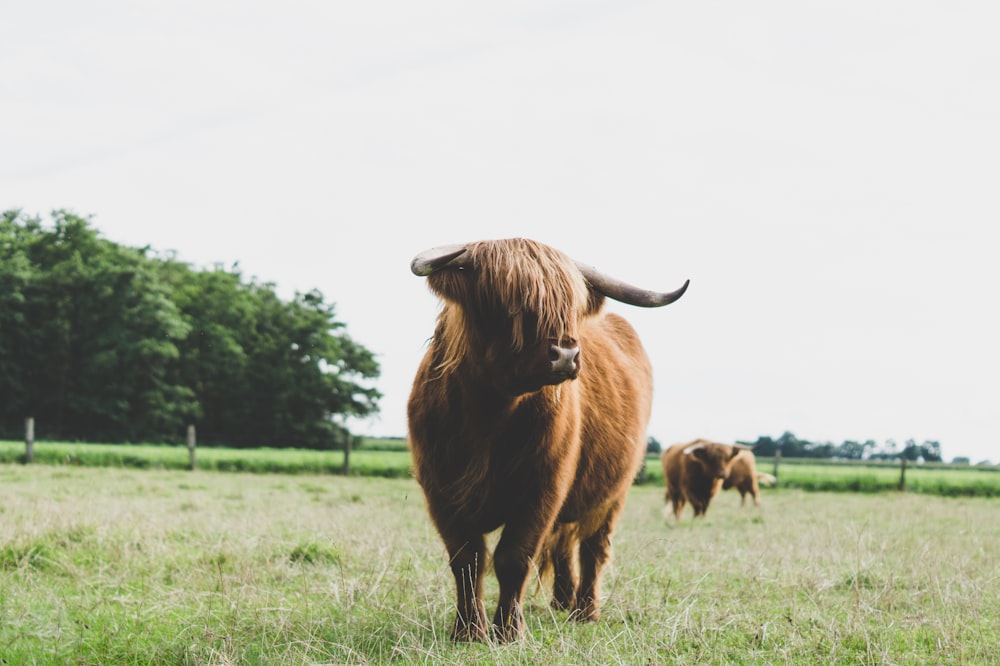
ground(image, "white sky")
xmin=3 ymin=1 xmax=998 ymax=463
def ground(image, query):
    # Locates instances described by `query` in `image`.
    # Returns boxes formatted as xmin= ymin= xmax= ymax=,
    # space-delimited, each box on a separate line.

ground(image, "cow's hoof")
xmin=570 ymin=605 xmax=600 ymax=623
xmin=492 ymin=622 xmax=525 ymax=643
xmin=451 ymin=617 xmax=489 ymax=642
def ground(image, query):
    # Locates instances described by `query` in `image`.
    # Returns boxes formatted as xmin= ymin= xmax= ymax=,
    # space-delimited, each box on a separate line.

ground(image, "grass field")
xmin=1 ymin=464 xmax=997 ymax=664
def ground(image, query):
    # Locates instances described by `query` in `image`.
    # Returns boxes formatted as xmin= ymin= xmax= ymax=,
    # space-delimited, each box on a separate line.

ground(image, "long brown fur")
xmin=722 ymin=449 xmax=775 ymax=506
xmin=407 ymin=238 xmax=652 ymax=642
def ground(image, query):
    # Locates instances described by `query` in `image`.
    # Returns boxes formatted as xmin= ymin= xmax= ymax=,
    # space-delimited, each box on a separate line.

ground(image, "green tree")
xmin=0 ymin=211 xmax=35 ymax=427
xmin=1 ymin=209 xmax=381 ymax=448
xmin=161 ymin=263 xmax=254 ymax=444
xmin=920 ymin=440 xmax=943 ymax=463
xmin=776 ymin=431 xmax=807 ymax=457
xmin=835 ymin=440 xmax=872 ymax=460
xmin=160 ymin=261 xmax=381 ymax=449
xmin=806 ymin=441 xmax=835 ymax=458
xmin=235 ymin=285 xmax=380 ymax=449
xmin=901 ymin=439 xmax=922 ymax=462
xmin=901 ymin=439 xmax=943 ymax=463
xmin=748 ymin=435 xmax=777 ymax=457
xmin=3 ymin=210 xmax=197 ymax=441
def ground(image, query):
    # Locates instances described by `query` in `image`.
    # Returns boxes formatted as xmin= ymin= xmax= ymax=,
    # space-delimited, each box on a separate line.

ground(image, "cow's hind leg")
xmin=573 ymin=502 xmax=622 ymax=622
xmin=668 ymin=490 xmax=685 ymax=520
xmin=547 ymin=524 xmax=577 ymax=611
xmin=443 ymin=533 xmax=489 ymax=641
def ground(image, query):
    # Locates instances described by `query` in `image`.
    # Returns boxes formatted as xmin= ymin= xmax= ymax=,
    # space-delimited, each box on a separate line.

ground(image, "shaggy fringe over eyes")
xmin=433 ymin=239 xmax=591 ymax=374
xmin=471 ymin=239 xmax=588 ymax=350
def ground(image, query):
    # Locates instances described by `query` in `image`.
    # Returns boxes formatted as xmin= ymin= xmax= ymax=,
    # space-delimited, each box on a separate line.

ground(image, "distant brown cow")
xmin=407 ymin=238 xmax=688 ymax=641
xmin=661 ymin=439 xmax=750 ymax=519
xmin=722 ymin=449 xmax=776 ymax=506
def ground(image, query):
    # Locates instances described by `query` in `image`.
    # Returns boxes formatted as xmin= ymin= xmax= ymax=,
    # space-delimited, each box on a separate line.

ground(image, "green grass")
xmin=4 ymin=440 xmax=999 ymax=497
xmin=0 ymin=438 xmax=412 ymax=478
xmin=763 ymin=460 xmax=1000 ymax=496
xmin=1 ymin=465 xmax=997 ymax=664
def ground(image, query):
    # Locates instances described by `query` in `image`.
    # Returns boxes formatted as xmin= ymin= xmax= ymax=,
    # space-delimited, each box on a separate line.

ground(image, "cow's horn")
xmin=411 ymin=244 xmax=470 ymax=276
xmin=682 ymin=443 xmax=704 ymax=455
xmin=575 ymin=262 xmax=689 ymax=308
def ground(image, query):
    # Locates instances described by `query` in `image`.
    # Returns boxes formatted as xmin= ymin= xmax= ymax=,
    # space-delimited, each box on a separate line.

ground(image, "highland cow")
xmin=407 ymin=238 xmax=688 ymax=641
xmin=661 ymin=439 xmax=751 ymax=519
xmin=723 ymin=448 xmax=776 ymax=506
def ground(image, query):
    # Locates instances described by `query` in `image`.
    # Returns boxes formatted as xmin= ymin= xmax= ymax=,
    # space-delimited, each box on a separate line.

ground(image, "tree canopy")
xmin=0 ymin=210 xmax=380 ymax=448
xmin=741 ymin=431 xmax=944 ymax=463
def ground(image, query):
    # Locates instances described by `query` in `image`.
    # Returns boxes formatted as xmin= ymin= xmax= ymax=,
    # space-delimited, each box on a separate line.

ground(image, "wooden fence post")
xmin=898 ymin=456 xmax=907 ymax=491
xmin=187 ymin=425 xmax=196 ymax=471
xmin=773 ymin=448 xmax=781 ymax=481
xmin=24 ymin=417 xmax=35 ymax=464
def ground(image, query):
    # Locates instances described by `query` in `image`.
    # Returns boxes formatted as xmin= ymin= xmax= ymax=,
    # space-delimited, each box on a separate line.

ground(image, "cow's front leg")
xmin=491 ymin=521 xmax=550 ymax=642
xmin=443 ymin=533 xmax=488 ymax=641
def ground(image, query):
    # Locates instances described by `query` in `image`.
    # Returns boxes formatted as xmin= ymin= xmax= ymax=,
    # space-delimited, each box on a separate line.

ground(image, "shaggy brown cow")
xmin=661 ymin=439 xmax=751 ymax=519
xmin=407 ymin=238 xmax=688 ymax=641
xmin=723 ymin=449 xmax=776 ymax=506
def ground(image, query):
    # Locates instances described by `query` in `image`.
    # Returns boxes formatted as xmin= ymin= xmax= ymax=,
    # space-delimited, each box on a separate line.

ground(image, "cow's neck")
xmin=460 ymin=378 xmax=565 ymax=435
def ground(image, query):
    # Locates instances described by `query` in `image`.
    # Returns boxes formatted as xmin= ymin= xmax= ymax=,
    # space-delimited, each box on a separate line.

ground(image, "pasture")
xmin=2 ymin=465 xmax=997 ymax=664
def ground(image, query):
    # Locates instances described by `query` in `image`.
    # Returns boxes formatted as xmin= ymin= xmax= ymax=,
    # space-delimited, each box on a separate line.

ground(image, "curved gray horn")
xmin=575 ymin=262 xmax=690 ymax=308
xmin=411 ymin=244 xmax=470 ymax=276
xmin=682 ymin=443 xmax=704 ymax=455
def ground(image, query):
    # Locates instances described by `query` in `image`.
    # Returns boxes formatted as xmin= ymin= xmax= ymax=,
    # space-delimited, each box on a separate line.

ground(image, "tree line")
xmin=0 ymin=210 xmax=380 ymax=449
xmin=739 ymin=431 xmax=944 ymax=463
xmin=647 ymin=432 xmax=948 ymax=463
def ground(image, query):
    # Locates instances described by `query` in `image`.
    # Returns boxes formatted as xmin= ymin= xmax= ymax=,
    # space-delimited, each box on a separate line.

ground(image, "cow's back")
xmin=724 ymin=449 xmax=762 ymax=504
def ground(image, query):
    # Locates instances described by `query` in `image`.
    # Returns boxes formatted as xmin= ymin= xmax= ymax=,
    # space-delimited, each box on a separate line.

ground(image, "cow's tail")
xmin=757 ymin=472 xmax=777 ymax=486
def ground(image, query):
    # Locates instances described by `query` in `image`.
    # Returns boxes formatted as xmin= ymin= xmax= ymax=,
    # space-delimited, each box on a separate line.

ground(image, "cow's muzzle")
xmin=549 ymin=339 xmax=580 ymax=378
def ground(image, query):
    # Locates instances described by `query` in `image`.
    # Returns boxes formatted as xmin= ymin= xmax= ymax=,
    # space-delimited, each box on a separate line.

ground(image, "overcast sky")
xmin=3 ymin=1 xmax=998 ymax=463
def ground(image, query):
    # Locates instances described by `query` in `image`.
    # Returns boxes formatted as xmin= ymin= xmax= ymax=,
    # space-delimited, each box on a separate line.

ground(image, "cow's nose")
xmin=549 ymin=339 xmax=580 ymax=376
